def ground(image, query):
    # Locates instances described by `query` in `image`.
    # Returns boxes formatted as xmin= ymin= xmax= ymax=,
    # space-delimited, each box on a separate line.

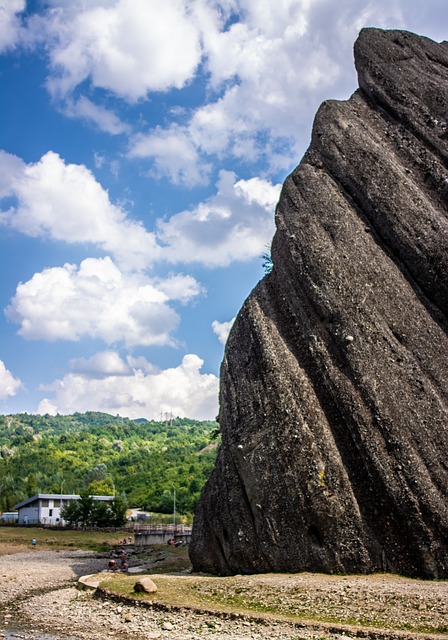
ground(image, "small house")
xmin=14 ymin=494 xmax=114 ymax=526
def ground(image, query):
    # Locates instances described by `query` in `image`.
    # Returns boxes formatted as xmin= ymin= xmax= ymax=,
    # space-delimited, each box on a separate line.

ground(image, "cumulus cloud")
xmin=0 ymin=0 xmax=25 ymax=52
xmin=7 ymin=0 xmax=444 ymax=176
xmin=5 ymin=257 xmax=202 ymax=346
xmin=154 ymin=273 xmax=205 ymax=305
xmin=63 ymin=96 xmax=131 ymax=135
xmin=126 ymin=0 xmax=353 ymax=176
xmin=0 ymin=149 xmax=279 ymax=269
xmin=0 ymin=360 xmax=22 ymax=400
xmin=69 ymin=350 xmax=133 ymax=378
xmin=41 ymin=0 xmax=202 ymax=101
xmin=128 ymin=125 xmax=211 ymax=186
xmin=0 ymin=149 xmax=26 ymax=198
xmin=37 ymin=352 xmax=219 ymax=420
xmin=127 ymin=0 xmax=448 ymax=178
xmin=212 ymin=317 xmax=235 ymax=345
xmin=155 ymin=170 xmax=281 ymax=266
xmin=0 ymin=150 xmax=158 ymax=271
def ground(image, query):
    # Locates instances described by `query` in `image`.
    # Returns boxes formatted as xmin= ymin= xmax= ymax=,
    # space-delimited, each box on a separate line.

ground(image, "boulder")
xmin=133 ymin=577 xmax=158 ymax=593
xmin=189 ymin=28 xmax=448 ymax=579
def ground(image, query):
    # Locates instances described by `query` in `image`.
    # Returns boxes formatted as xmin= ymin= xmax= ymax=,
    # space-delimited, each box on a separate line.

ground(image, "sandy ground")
xmin=0 ymin=549 xmax=447 ymax=640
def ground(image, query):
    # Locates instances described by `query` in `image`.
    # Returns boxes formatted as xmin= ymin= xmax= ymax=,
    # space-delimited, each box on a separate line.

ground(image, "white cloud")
xmin=0 ymin=149 xmax=280 ymax=269
xmin=38 ymin=353 xmax=219 ymax=420
xmin=69 ymin=350 xmax=132 ymax=378
xmin=212 ymin=317 xmax=235 ymax=345
xmin=0 ymin=150 xmax=158 ymax=271
xmin=128 ymin=125 xmax=212 ymax=186
xmin=5 ymin=257 xmax=203 ymax=347
xmin=155 ymin=273 xmax=205 ymax=305
xmin=184 ymin=0 xmax=351 ymax=168
xmin=0 ymin=149 xmax=26 ymax=198
xmin=7 ymin=0 xmax=445 ymax=180
xmin=0 ymin=0 xmax=25 ymax=52
xmin=42 ymin=0 xmax=202 ymax=101
xmin=155 ymin=170 xmax=281 ymax=266
xmin=63 ymin=96 xmax=131 ymax=135
xmin=0 ymin=360 xmax=22 ymax=400
xmin=127 ymin=0 xmax=446 ymax=177
xmin=121 ymin=0 xmax=352 ymax=178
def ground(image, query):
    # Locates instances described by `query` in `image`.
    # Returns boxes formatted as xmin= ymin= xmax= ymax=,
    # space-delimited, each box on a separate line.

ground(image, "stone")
xmin=190 ymin=28 xmax=448 ymax=579
xmin=133 ymin=577 xmax=158 ymax=593
xmin=162 ymin=621 xmax=174 ymax=630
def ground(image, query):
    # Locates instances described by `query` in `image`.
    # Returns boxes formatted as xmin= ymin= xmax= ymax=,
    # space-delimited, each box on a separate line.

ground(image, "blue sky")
xmin=0 ymin=0 xmax=445 ymax=420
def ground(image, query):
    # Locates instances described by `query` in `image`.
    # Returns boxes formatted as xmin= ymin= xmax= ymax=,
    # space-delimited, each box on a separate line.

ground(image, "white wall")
xmin=18 ymin=498 xmax=66 ymax=525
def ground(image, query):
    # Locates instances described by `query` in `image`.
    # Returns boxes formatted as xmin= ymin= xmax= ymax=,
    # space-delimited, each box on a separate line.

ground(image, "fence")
xmin=133 ymin=522 xmax=192 ymax=546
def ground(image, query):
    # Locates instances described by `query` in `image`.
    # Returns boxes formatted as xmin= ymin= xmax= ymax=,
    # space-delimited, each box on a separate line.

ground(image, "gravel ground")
xmin=0 ymin=550 xmax=447 ymax=640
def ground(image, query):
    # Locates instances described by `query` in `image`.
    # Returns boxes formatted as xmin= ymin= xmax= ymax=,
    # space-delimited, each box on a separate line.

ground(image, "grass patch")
xmin=98 ymin=574 xmax=264 ymax=616
xmin=95 ymin=572 xmax=448 ymax=635
xmin=0 ymin=525 xmax=123 ymax=553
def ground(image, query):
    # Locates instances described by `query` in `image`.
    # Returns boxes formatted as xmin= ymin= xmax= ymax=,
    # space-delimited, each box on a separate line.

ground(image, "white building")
xmin=14 ymin=494 xmax=114 ymax=526
xmin=1 ymin=512 xmax=18 ymax=522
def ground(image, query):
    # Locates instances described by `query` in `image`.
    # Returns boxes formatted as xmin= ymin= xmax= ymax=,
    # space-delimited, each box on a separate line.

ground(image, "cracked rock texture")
xmin=190 ymin=28 xmax=448 ymax=579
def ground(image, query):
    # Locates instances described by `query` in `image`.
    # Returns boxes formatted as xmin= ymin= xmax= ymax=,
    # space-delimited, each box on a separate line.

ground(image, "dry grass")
xmin=0 ymin=525 xmax=124 ymax=554
xmin=96 ymin=569 xmax=448 ymax=635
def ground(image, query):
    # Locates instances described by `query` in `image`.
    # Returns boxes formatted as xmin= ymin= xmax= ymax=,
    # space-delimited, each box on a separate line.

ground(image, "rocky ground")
xmin=0 ymin=549 xmax=447 ymax=640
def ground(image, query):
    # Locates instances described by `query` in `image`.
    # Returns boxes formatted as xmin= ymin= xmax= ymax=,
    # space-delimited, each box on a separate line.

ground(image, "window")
xmin=49 ymin=509 xmax=53 ymax=516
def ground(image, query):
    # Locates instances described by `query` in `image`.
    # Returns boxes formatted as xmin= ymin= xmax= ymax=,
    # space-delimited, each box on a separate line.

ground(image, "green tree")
xmin=91 ymin=500 xmax=111 ymax=527
xmin=86 ymin=478 xmax=114 ymax=496
xmin=61 ymin=495 xmax=127 ymax=528
xmin=77 ymin=492 xmax=95 ymax=526
xmin=108 ymin=494 xmax=127 ymax=527
xmin=84 ymin=463 xmax=108 ymax=487
xmin=25 ymin=472 xmax=39 ymax=496
xmin=60 ymin=499 xmax=81 ymax=526
xmin=0 ymin=411 xmax=219 ymax=516
xmin=160 ymin=489 xmax=173 ymax=514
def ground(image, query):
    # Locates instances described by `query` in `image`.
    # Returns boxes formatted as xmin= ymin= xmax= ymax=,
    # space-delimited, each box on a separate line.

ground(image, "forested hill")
xmin=0 ymin=412 xmax=219 ymax=516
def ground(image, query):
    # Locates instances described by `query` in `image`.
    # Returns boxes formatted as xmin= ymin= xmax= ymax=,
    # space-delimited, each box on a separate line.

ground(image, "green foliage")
xmin=108 ymin=493 xmax=128 ymax=527
xmin=60 ymin=492 xmax=127 ymax=527
xmin=160 ymin=489 xmax=174 ymax=514
xmin=0 ymin=412 xmax=219 ymax=515
xmin=59 ymin=499 xmax=77 ymax=525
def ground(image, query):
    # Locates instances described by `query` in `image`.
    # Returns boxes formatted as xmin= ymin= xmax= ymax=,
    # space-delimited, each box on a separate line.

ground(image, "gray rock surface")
xmin=190 ymin=28 xmax=448 ymax=579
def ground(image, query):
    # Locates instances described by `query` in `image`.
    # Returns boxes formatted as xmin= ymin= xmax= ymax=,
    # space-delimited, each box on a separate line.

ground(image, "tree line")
xmin=61 ymin=492 xmax=128 ymax=527
xmin=0 ymin=412 xmax=219 ymax=518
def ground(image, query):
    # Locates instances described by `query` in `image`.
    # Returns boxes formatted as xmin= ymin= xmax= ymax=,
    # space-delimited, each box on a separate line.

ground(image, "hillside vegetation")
xmin=0 ymin=412 xmax=219 ymax=516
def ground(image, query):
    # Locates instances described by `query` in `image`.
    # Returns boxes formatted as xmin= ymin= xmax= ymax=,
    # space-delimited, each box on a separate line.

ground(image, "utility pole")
xmin=59 ymin=479 xmax=65 ymax=526
xmin=173 ymin=487 xmax=176 ymax=528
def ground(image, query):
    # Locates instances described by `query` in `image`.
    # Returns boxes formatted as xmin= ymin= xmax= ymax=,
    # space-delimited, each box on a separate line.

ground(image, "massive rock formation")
xmin=190 ymin=28 xmax=448 ymax=579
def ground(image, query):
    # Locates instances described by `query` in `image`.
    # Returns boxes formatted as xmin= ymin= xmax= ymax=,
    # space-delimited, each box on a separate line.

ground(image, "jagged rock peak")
xmin=189 ymin=28 xmax=448 ymax=579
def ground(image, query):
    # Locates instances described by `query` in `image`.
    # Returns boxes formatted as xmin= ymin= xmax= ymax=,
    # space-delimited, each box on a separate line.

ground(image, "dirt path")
xmin=0 ymin=550 xmax=447 ymax=640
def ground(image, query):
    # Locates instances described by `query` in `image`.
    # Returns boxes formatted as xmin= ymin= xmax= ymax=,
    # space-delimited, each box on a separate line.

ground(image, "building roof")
xmin=14 ymin=494 xmax=115 ymax=509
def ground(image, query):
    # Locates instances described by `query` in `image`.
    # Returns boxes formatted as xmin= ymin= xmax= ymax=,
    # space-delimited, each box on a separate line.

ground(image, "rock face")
xmin=189 ymin=28 xmax=448 ymax=579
